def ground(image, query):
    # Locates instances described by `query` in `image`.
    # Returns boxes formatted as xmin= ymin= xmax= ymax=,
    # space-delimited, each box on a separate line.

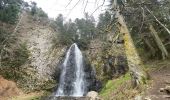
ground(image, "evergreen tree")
xmin=0 ymin=0 xmax=22 ymax=24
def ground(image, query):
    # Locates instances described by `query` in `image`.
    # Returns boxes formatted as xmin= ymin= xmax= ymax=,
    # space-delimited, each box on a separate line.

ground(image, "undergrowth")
xmin=99 ymin=73 xmax=139 ymax=100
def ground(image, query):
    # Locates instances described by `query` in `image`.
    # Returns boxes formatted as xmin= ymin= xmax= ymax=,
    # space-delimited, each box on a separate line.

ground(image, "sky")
xmin=24 ymin=0 xmax=109 ymax=20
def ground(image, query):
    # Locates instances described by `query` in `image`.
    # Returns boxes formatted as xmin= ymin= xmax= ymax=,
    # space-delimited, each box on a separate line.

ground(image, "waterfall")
xmin=56 ymin=43 xmax=86 ymax=97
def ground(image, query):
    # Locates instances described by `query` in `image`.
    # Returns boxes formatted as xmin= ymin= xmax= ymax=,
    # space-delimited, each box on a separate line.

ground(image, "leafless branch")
xmin=84 ymin=0 xmax=88 ymax=13
xmin=91 ymin=0 xmax=105 ymax=16
xmin=65 ymin=0 xmax=73 ymax=8
xmin=139 ymin=7 xmax=145 ymax=34
xmin=66 ymin=0 xmax=81 ymax=18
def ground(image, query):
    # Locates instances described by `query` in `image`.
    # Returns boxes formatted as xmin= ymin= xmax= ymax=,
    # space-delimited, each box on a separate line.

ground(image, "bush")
xmin=37 ymin=8 xmax=48 ymax=18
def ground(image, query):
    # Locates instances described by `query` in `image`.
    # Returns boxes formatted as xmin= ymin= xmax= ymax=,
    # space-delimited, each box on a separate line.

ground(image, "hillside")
xmin=0 ymin=11 xmax=66 ymax=99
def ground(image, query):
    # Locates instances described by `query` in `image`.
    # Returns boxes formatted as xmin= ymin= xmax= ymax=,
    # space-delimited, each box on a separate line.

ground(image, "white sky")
xmin=24 ymin=0 xmax=109 ymax=20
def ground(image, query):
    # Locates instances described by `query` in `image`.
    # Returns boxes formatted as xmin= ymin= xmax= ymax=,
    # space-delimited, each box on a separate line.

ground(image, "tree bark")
xmin=115 ymin=11 xmax=148 ymax=87
xmin=149 ymin=24 xmax=168 ymax=59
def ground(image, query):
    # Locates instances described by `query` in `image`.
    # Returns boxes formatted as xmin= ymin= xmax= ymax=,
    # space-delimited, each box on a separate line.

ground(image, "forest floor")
xmin=144 ymin=60 xmax=170 ymax=100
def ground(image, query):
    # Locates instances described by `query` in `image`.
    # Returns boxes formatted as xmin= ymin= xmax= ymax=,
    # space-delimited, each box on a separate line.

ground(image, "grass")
xmin=99 ymin=73 xmax=131 ymax=99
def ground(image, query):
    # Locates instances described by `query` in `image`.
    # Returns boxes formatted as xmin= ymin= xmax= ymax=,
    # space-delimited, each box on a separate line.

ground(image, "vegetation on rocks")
xmin=99 ymin=73 xmax=132 ymax=99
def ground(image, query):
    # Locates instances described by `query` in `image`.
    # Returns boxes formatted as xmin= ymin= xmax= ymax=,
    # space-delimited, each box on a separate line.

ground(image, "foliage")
xmin=31 ymin=1 xmax=37 ymax=15
xmin=30 ymin=1 xmax=48 ymax=18
xmin=52 ymin=13 xmax=96 ymax=49
xmin=0 ymin=0 xmax=22 ymax=24
xmin=97 ymin=11 xmax=112 ymax=33
xmin=0 ymin=43 xmax=30 ymax=80
xmin=0 ymin=29 xmax=29 ymax=80
xmin=1 ymin=43 xmax=29 ymax=68
xmin=37 ymin=8 xmax=48 ymax=18
xmin=109 ymin=0 xmax=170 ymax=60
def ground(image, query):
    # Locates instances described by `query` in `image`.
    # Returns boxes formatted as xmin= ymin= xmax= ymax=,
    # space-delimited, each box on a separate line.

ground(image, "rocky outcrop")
xmin=86 ymin=34 xmax=128 ymax=85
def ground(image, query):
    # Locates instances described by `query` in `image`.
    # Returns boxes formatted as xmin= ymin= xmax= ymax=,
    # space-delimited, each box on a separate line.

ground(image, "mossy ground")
xmin=99 ymin=73 xmax=139 ymax=100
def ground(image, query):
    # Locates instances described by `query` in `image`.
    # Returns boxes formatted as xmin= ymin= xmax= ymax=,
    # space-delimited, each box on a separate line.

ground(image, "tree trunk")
xmin=149 ymin=24 xmax=168 ymax=59
xmin=115 ymin=11 xmax=148 ymax=87
xmin=142 ymin=35 xmax=156 ymax=57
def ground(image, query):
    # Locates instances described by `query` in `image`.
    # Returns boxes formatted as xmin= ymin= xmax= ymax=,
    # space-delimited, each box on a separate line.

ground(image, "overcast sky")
xmin=24 ymin=0 xmax=109 ymax=20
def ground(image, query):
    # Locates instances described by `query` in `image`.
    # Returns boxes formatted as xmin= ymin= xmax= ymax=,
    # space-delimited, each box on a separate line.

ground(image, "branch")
xmin=83 ymin=0 xmax=88 ymax=13
xmin=145 ymin=6 xmax=170 ymax=35
xmin=65 ymin=0 xmax=73 ymax=8
xmin=91 ymin=0 xmax=105 ymax=15
xmin=66 ymin=0 xmax=81 ymax=17
xmin=138 ymin=7 xmax=145 ymax=34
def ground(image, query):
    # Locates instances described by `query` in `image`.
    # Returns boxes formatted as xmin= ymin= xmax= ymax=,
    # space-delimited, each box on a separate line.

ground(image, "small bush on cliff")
xmin=30 ymin=2 xmax=48 ymax=18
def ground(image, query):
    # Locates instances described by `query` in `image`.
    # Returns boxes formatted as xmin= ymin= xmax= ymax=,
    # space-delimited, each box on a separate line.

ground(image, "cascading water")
xmin=55 ymin=43 xmax=86 ymax=97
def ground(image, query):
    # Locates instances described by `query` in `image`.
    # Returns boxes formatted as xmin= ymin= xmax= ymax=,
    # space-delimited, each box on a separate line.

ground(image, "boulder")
xmin=86 ymin=91 xmax=99 ymax=99
xmin=165 ymin=86 xmax=170 ymax=93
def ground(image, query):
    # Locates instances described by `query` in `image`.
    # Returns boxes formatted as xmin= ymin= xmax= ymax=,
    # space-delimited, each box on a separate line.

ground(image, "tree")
xmin=53 ymin=13 xmax=96 ymax=48
xmin=110 ymin=0 xmax=148 ymax=87
xmin=122 ymin=0 xmax=170 ymax=59
xmin=97 ymin=11 xmax=112 ymax=40
xmin=31 ymin=1 xmax=37 ymax=15
xmin=0 ymin=0 xmax=22 ymax=24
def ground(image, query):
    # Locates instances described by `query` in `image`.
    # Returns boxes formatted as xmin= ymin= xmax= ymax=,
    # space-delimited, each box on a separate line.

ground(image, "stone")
xmin=165 ymin=80 xmax=170 ymax=84
xmin=159 ymin=88 xmax=165 ymax=92
xmin=165 ymin=86 xmax=170 ymax=93
xmin=144 ymin=97 xmax=151 ymax=100
xmin=135 ymin=95 xmax=142 ymax=100
xmin=163 ymin=95 xmax=170 ymax=99
xmin=86 ymin=91 xmax=99 ymax=99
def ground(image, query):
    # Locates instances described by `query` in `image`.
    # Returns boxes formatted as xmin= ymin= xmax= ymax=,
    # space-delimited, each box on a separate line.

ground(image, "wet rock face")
xmin=86 ymin=38 xmax=129 ymax=84
xmin=83 ymin=57 xmax=102 ymax=92
xmin=103 ymin=55 xmax=128 ymax=78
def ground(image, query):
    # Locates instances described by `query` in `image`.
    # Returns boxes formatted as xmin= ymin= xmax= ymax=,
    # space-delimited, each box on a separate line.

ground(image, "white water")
xmin=56 ymin=43 xmax=85 ymax=97
xmin=72 ymin=44 xmax=85 ymax=96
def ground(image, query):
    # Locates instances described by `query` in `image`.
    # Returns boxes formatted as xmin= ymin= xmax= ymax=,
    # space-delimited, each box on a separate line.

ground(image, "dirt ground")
xmin=0 ymin=76 xmax=21 ymax=100
xmin=144 ymin=60 xmax=170 ymax=100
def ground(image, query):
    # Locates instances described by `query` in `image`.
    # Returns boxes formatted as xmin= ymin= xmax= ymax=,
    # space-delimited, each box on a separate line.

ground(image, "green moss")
xmin=99 ymin=73 xmax=131 ymax=99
